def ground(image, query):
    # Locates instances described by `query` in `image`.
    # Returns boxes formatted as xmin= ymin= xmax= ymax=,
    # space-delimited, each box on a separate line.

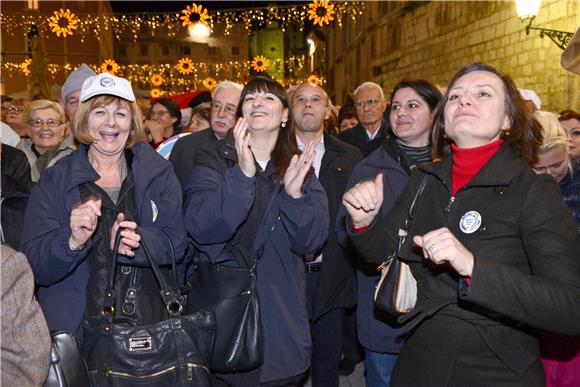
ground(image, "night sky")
xmin=110 ymin=1 xmax=307 ymax=13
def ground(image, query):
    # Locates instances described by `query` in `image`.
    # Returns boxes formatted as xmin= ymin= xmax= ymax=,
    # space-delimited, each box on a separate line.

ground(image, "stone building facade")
xmin=322 ymin=0 xmax=579 ymax=113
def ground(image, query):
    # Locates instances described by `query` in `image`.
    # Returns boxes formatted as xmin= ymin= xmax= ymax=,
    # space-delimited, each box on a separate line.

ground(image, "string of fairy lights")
xmin=1 ymin=1 xmax=364 ymax=92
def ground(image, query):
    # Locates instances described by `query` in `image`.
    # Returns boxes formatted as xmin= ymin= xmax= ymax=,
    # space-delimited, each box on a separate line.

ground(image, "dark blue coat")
xmin=21 ymin=142 xmax=187 ymax=331
xmin=560 ymin=165 xmax=580 ymax=225
xmin=336 ymin=138 xmax=413 ymax=353
xmin=184 ymin=139 xmax=329 ymax=383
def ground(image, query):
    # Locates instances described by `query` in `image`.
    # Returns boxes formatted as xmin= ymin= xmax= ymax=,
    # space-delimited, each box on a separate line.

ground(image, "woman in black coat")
xmin=342 ymin=63 xmax=580 ymax=386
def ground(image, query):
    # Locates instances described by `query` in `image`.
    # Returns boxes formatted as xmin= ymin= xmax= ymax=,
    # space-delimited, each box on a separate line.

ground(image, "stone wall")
xmin=325 ymin=0 xmax=579 ymax=113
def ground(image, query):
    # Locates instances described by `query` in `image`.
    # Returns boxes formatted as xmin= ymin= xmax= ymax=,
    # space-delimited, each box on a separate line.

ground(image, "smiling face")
xmin=242 ymin=90 xmax=288 ymax=133
xmin=149 ymin=102 xmax=177 ymax=134
xmin=292 ymin=83 xmax=330 ymax=134
xmin=532 ymin=145 xmax=569 ymax=183
xmin=389 ymin=87 xmax=433 ymax=147
xmin=443 ymin=71 xmax=510 ymax=148
xmin=560 ymin=117 xmax=580 ymax=160
xmin=27 ymin=108 xmax=66 ymax=153
xmin=87 ymin=100 xmax=132 ymax=158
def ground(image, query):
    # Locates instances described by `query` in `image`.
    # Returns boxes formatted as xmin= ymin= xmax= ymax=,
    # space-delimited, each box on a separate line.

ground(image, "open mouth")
xmin=99 ymin=131 xmax=120 ymax=141
xmin=251 ymin=112 xmax=268 ymax=118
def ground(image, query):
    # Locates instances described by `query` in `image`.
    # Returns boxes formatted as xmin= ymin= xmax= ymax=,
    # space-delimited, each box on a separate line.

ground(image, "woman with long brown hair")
xmin=184 ymin=77 xmax=329 ymax=386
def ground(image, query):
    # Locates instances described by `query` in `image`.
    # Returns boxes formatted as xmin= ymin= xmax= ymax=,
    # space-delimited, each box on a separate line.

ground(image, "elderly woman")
xmin=17 ymin=99 xmax=75 ymax=182
xmin=343 ymin=63 xmax=580 ymax=385
xmin=145 ymin=98 xmax=182 ymax=148
xmin=20 ymin=73 xmax=186 ymax=336
xmin=185 ymin=76 xmax=328 ymax=386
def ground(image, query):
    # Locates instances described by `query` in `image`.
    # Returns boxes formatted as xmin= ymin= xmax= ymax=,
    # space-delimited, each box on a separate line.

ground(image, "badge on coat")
xmin=459 ymin=211 xmax=481 ymax=234
xmin=151 ymin=200 xmax=158 ymax=222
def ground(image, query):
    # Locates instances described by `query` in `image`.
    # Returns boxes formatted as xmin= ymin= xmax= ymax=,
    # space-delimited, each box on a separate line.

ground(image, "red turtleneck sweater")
xmin=451 ymin=139 xmax=504 ymax=196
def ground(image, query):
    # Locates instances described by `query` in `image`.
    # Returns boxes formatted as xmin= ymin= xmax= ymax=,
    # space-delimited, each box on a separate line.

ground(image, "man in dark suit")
xmin=169 ymin=81 xmax=242 ymax=188
xmin=293 ymin=82 xmax=362 ymax=387
xmin=337 ymin=82 xmax=389 ymax=157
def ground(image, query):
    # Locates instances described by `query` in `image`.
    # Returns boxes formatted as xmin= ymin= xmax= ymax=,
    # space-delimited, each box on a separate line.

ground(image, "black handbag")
xmin=374 ymin=175 xmax=430 ymax=316
xmin=44 ymin=331 xmax=90 ymax=387
xmin=186 ymin=260 xmax=262 ymax=373
xmin=80 ymin=230 xmax=215 ymax=386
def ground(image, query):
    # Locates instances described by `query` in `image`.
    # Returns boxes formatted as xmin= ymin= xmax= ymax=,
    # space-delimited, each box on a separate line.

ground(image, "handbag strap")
xmin=102 ymin=228 xmax=182 ymax=319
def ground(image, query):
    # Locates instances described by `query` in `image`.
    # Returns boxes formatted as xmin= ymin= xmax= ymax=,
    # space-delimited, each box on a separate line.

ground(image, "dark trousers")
xmin=307 ymin=270 xmax=346 ymax=387
xmin=212 ymin=370 xmax=305 ymax=387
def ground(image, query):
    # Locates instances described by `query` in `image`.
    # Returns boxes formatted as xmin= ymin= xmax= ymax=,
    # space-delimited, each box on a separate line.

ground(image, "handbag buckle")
xmin=100 ymin=306 xmax=115 ymax=318
xmin=166 ymin=301 xmax=183 ymax=315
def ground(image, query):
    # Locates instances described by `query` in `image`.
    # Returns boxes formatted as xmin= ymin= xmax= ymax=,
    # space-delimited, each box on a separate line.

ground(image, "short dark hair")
xmin=151 ymin=98 xmax=182 ymax=132
xmin=1 ymin=95 xmax=13 ymax=103
xmin=559 ymin=110 xmax=580 ymax=122
xmin=389 ymin=79 xmax=442 ymax=113
xmin=432 ymin=62 xmax=542 ymax=163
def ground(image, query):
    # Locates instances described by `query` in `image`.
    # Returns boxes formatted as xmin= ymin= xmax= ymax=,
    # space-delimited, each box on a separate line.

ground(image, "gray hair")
xmin=213 ymin=80 xmax=243 ymax=97
xmin=354 ymin=82 xmax=384 ymax=100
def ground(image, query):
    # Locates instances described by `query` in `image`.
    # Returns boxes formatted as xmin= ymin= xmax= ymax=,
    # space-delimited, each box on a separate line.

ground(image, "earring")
xmin=281 ymin=121 xmax=286 ymax=128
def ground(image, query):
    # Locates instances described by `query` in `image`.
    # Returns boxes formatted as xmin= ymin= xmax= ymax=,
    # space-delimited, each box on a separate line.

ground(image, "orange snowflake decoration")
xmin=251 ymin=55 xmax=270 ymax=72
xmin=203 ymin=77 xmax=217 ymax=90
xmin=308 ymin=0 xmax=335 ymax=27
xmin=307 ymin=74 xmax=323 ymax=86
xmin=21 ymin=58 xmax=32 ymax=76
xmin=48 ymin=8 xmax=79 ymax=37
xmin=150 ymin=89 xmax=163 ymax=98
xmin=100 ymin=59 xmax=119 ymax=75
xmin=180 ymin=3 xmax=210 ymax=28
xmin=176 ymin=58 xmax=194 ymax=75
xmin=150 ymin=73 xmax=164 ymax=87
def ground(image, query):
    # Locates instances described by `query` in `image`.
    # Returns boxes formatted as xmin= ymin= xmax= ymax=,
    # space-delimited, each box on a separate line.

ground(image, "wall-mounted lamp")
xmin=515 ymin=0 xmax=573 ymax=50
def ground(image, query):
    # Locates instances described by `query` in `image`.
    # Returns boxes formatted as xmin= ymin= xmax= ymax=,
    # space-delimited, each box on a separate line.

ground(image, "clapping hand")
xmin=283 ymin=140 xmax=316 ymax=199
xmin=69 ymin=196 xmax=102 ymax=249
xmin=342 ymin=173 xmax=384 ymax=229
xmin=413 ymin=228 xmax=475 ymax=277
xmin=233 ymin=117 xmax=256 ymax=178
xmin=110 ymin=212 xmax=141 ymax=257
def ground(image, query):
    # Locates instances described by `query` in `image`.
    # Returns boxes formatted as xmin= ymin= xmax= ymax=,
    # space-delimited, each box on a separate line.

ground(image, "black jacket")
xmin=349 ymin=145 xmax=580 ymax=385
xmin=336 ymin=120 xmax=388 ymax=157
xmin=311 ymin=134 xmax=362 ymax=321
xmin=169 ymin=128 xmax=218 ymax=189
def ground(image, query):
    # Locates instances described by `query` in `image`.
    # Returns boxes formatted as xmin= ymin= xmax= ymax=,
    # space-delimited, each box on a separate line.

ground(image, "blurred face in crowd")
xmin=339 ymin=117 xmax=358 ymax=132
xmin=65 ymin=90 xmax=81 ymax=121
xmin=27 ymin=108 xmax=66 ymax=154
xmin=354 ymin=85 xmax=387 ymax=132
xmin=211 ymin=87 xmax=241 ymax=139
xmin=242 ymin=91 xmax=288 ymax=134
xmin=560 ymin=117 xmax=580 ymax=160
xmin=1 ymin=101 xmax=11 ymax=122
xmin=149 ymin=102 xmax=177 ymax=133
xmin=188 ymin=113 xmax=210 ymax=133
xmin=390 ymin=87 xmax=433 ymax=147
xmin=87 ymin=100 xmax=132 ymax=158
xmin=444 ymin=71 xmax=510 ymax=148
xmin=531 ymin=145 xmax=569 ymax=183
xmin=292 ymin=83 xmax=330 ymax=134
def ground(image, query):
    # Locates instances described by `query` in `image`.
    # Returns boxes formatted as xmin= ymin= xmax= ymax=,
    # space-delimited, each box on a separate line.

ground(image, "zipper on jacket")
xmin=445 ymin=196 xmax=455 ymax=213
xmin=187 ymin=363 xmax=209 ymax=380
xmin=104 ymin=364 xmax=183 ymax=379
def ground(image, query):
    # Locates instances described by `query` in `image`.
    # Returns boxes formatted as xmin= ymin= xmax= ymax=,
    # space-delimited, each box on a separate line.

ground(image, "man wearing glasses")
xmin=337 ymin=82 xmax=388 ymax=157
xmin=170 ymin=81 xmax=243 ymax=189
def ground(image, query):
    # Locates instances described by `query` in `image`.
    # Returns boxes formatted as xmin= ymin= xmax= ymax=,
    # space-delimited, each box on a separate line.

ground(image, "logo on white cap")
xmin=100 ymin=77 xmax=114 ymax=88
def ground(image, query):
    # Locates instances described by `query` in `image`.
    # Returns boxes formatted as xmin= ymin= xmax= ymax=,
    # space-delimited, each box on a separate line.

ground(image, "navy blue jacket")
xmin=184 ymin=138 xmax=329 ymax=383
xmin=21 ymin=142 xmax=187 ymax=331
xmin=336 ymin=137 xmax=414 ymax=353
xmin=560 ymin=166 xmax=580 ymax=225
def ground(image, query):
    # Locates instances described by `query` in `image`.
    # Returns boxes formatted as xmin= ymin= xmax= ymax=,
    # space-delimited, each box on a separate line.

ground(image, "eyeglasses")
xmin=28 ymin=119 xmax=62 ymax=129
xmin=148 ymin=110 xmax=169 ymax=118
xmin=211 ymin=102 xmax=237 ymax=116
xmin=7 ymin=106 xmax=24 ymax=113
xmin=355 ymin=99 xmax=384 ymax=109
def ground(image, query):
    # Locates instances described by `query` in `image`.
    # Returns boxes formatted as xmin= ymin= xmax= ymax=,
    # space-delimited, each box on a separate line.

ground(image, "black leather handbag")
xmin=44 ymin=331 xmax=90 ymax=387
xmin=186 ymin=260 xmax=262 ymax=373
xmin=374 ymin=175 xmax=430 ymax=316
xmin=80 ymin=230 xmax=215 ymax=386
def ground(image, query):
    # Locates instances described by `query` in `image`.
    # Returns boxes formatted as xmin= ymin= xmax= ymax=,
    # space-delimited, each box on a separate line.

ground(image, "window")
xmin=231 ymin=46 xmax=240 ymax=56
xmin=183 ymin=46 xmax=191 ymax=55
xmin=140 ymin=45 xmax=148 ymax=56
xmin=119 ymin=45 xmax=127 ymax=57
xmin=162 ymin=45 xmax=170 ymax=56
xmin=208 ymin=46 xmax=218 ymax=56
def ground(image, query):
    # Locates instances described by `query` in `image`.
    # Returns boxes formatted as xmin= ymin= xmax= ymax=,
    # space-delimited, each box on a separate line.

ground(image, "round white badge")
xmin=459 ymin=211 xmax=482 ymax=234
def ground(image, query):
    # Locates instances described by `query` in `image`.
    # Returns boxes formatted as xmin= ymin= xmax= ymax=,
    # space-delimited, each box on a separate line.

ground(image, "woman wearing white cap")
xmin=20 ymin=72 xmax=187 ymax=367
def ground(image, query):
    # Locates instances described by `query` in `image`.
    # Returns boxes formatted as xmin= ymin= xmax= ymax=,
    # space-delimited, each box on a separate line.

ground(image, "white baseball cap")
xmin=518 ymin=88 xmax=542 ymax=110
xmin=80 ymin=72 xmax=136 ymax=102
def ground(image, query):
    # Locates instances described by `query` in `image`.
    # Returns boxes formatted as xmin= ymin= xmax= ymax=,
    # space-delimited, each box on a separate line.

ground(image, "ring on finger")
xmin=426 ymin=244 xmax=437 ymax=257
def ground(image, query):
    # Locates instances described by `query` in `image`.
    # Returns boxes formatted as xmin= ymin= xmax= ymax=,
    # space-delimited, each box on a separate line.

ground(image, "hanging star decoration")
xmin=100 ymin=59 xmax=119 ymax=74
xmin=308 ymin=0 xmax=335 ymax=27
xmin=21 ymin=58 xmax=32 ymax=76
xmin=180 ymin=3 xmax=210 ymax=28
xmin=176 ymin=58 xmax=194 ymax=75
xmin=150 ymin=73 xmax=164 ymax=86
xmin=150 ymin=88 xmax=163 ymax=98
xmin=251 ymin=55 xmax=270 ymax=72
xmin=48 ymin=8 xmax=80 ymax=37
xmin=202 ymin=77 xmax=217 ymax=90
xmin=307 ymin=74 xmax=323 ymax=85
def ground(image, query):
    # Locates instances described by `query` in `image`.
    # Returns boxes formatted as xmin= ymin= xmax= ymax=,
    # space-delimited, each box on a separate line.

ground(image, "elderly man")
xmin=292 ymin=82 xmax=362 ymax=387
xmin=170 ymin=80 xmax=243 ymax=189
xmin=61 ymin=63 xmax=97 ymax=124
xmin=337 ymin=82 xmax=388 ymax=157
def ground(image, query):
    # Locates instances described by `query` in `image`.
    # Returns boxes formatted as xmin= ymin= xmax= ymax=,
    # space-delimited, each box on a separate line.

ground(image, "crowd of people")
xmin=1 ymin=60 xmax=579 ymax=387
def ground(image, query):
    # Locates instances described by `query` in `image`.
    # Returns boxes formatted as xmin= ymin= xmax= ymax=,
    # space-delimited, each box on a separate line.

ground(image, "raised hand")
xmin=413 ymin=227 xmax=475 ymax=277
xmin=283 ymin=140 xmax=316 ymax=199
xmin=144 ymin=119 xmax=165 ymax=144
xmin=69 ymin=196 xmax=102 ymax=249
xmin=233 ymin=117 xmax=256 ymax=178
xmin=110 ymin=212 xmax=141 ymax=257
xmin=342 ymin=173 xmax=384 ymax=229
